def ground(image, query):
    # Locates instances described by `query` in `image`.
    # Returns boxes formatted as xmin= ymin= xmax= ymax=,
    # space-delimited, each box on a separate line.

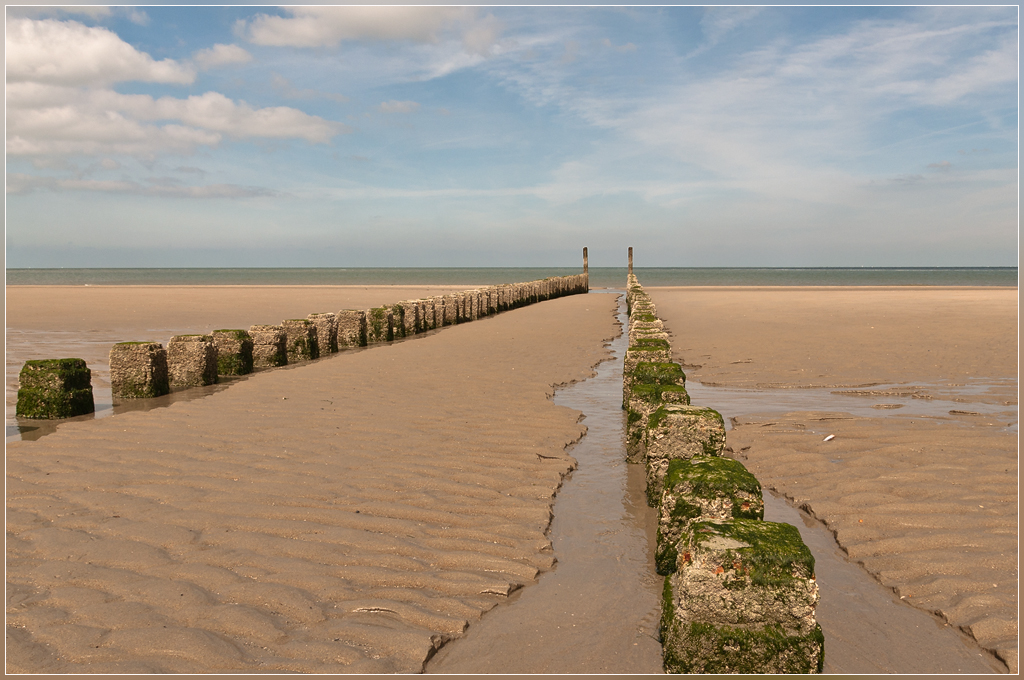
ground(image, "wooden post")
xmin=628 ymin=246 xmax=633 ymax=275
xmin=583 ymin=246 xmax=589 ymax=273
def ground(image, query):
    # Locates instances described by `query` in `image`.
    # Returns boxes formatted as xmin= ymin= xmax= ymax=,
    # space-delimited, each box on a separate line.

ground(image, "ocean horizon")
xmin=5 ymin=266 xmax=1018 ymax=288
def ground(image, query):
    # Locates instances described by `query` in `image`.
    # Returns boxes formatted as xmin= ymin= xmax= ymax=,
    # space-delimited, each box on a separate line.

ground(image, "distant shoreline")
xmin=6 ymin=266 xmax=1018 ymax=287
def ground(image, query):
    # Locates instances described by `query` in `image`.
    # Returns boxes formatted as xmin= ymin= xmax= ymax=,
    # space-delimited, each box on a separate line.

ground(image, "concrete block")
xmin=250 ymin=325 xmax=287 ymax=368
xmin=441 ymin=295 xmax=458 ymax=326
xmin=624 ymin=337 xmax=673 ymax=375
xmin=282 ymin=319 xmax=319 ymax=362
xmin=398 ymin=301 xmax=420 ymax=337
xmin=336 ymin=310 xmax=367 ymax=348
xmin=167 ymin=335 xmax=218 ymax=389
xmin=366 ymin=307 xmax=393 ymax=343
xmin=307 ymin=313 xmax=338 ymax=354
xmin=623 ymin=361 xmax=689 ymax=460
xmin=656 ymin=457 xmax=764 ymax=574
xmin=662 ymin=519 xmax=823 ymax=674
xmin=644 ymin=404 xmax=726 ymax=506
xmin=110 ymin=342 xmax=170 ymax=399
xmin=16 ymin=358 xmax=95 ymax=418
xmin=213 ymin=330 xmax=254 ymax=376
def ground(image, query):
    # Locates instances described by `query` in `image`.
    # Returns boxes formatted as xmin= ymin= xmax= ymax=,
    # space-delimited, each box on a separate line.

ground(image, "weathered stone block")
xmin=656 ymin=457 xmax=764 ymax=575
xmin=625 ymin=384 xmax=690 ymax=463
xmin=366 ymin=307 xmax=393 ymax=343
xmin=16 ymin=358 xmax=95 ymax=418
xmin=662 ymin=519 xmax=823 ymax=673
xmin=110 ymin=342 xmax=169 ymax=398
xmin=396 ymin=302 xmax=418 ymax=337
xmin=335 ymin=310 xmax=367 ymax=348
xmin=168 ymin=335 xmax=218 ymax=388
xmin=307 ymin=313 xmax=338 ymax=354
xmin=624 ymin=337 xmax=673 ymax=375
xmin=213 ymin=330 xmax=254 ymax=376
xmin=282 ymin=319 xmax=319 ymax=362
xmin=250 ymin=325 xmax=287 ymax=368
xmin=441 ymin=295 xmax=458 ymax=326
xmin=623 ymin=359 xmax=686 ymax=407
xmin=421 ymin=299 xmax=437 ymax=331
xmin=644 ymin=404 xmax=726 ymax=506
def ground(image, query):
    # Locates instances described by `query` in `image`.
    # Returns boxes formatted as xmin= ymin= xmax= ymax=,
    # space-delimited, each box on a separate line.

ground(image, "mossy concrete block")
xmin=662 ymin=613 xmax=824 ymax=674
xmin=110 ymin=342 xmax=169 ymax=398
xmin=307 ymin=313 xmax=338 ymax=354
xmin=661 ymin=519 xmax=823 ymax=673
xmin=624 ymin=359 xmax=686 ymax=403
xmin=656 ymin=457 xmax=764 ymax=575
xmin=16 ymin=358 xmax=95 ymax=418
xmin=624 ymin=338 xmax=673 ymax=375
xmin=250 ymin=325 xmax=287 ymax=368
xmin=282 ymin=319 xmax=319 ymax=362
xmin=644 ymin=404 xmax=726 ymax=506
xmin=213 ymin=330 xmax=254 ymax=376
xmin=168 ymin=335 xmax=218 ymax=389
xmin=336 ymin=310 xmax=367 ymax=348
xmin=625 ymin=384 xmax=690 ymax=463
xmin=366 ymin=307 xmax=393 ymax=343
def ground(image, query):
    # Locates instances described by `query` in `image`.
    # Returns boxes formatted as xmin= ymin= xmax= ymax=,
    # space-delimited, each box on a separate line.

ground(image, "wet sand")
xmin=6 ymin=285 xmax=475 ymax=428
xmin=649 ymin=286 xmax=1018 ymax=673
xmin=427 ymin=293 xmax=665 ymax=674
xmin=6 ymin=286 xmax=619 ymax=673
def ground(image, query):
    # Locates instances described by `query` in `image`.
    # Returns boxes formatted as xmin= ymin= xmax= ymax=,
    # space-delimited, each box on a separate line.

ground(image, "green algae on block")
xmin=213 ymin=329 xmax=254 ymax=376
xmin=624 ymin=383 xmax=690 ymax=463
xmin=661 ymin=519 xmax=822 ymax=673
xmin=656 ymin=457 xmax=764 ymax=575
xmin=16 ymin=358 xmax=95 ymax=418
xmin=168 ymin=335 xmax=218 ymax=388
xmin=282 ymin=319 xmax=320 ymax=362
xmin=644 ymin=404 xmax=726 ymax=506
xmin=249 ymin=324 xmax=288 ymax=368
xmin=366 ymin=307 xmax=394 ymax=343
xmin=335 ymin=310 xmax=367 ymax=348
xmin=662 ymin=617 xmax=824 ymax=674
xmin=307 ymin=313 xmax=338 ymax=354
xmin=109 ymin=342 xmax=170 ymax=398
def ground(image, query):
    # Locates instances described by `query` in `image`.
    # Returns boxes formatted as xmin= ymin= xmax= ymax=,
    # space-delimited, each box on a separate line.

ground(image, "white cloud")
xmin=378 ymin=100 xmax=420 ymax=114
xmin=241 ymin=6 xmax=503 ymax=57
xmin=6 ymin=19 xmax=346 ymax=161
xmin=7 ymin=83 xmax=347 ymax=158
xmin=193 ymin=43 xmax=253 ymax=70
xmin=6 ymin=17 xmax=194 ymax=86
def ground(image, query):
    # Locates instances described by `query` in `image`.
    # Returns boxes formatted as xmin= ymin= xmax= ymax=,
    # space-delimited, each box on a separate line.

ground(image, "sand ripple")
xmin=7 ymin=295 xmax=616 ymax=673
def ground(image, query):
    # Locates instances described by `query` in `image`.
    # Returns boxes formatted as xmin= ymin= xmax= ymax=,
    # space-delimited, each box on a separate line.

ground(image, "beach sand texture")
xmin=649 ymin=286 xmax=1018 ymax=673
xmin=6 ymin=287 xmax=617 ymax=673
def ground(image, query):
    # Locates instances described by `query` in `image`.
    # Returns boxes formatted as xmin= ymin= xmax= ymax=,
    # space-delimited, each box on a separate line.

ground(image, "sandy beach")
xmin=649 ymin=286 xmax=1018 ymax=673
xmin=6 ymin=285 xmax=618 ymax=672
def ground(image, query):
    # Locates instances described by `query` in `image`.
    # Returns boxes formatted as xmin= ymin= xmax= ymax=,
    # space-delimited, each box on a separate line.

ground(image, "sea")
xmin=5 ymin=266 xmax=1019 ymax=287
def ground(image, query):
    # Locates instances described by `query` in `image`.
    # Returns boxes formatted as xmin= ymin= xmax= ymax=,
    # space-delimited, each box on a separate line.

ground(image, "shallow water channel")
xmin=428 ymin=291 xmax=1004 ymax=674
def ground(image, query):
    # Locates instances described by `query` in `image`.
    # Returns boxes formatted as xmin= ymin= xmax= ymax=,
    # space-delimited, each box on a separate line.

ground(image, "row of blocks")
xmin=106 ymin=274 xmax=590 ymax=400
xmin=623 ymin=274 xmax=824 ymax=674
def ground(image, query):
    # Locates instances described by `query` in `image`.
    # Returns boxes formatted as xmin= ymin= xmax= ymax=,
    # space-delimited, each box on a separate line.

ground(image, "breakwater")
xmin=15 ymin=269 xmax=589 ymax=418
xmin=622 ymin=256 xmax=824 ymax=673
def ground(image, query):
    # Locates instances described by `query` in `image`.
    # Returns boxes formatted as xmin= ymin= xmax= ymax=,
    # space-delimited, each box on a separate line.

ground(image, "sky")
xmin=5 ymin=5 xmax=1019 ymax=268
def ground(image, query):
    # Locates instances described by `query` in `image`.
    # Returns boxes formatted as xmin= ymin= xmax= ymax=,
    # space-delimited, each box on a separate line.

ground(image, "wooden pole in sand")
xmin=628 ymin=247 xmax=633 ymax=276
xmin=583 ymin=247 xmax=589 ymax=273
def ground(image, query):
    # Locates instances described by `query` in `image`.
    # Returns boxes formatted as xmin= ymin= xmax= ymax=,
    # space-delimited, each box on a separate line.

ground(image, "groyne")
xmin=15 ymin=265 xmax=589 ymax=417
xmin=623 ymin=255 xmax=824 ymax=674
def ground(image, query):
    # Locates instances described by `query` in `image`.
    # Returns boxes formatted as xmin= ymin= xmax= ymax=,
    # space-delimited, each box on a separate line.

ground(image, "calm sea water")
xmin=5 ymin=267 xmax=1018 ymax=287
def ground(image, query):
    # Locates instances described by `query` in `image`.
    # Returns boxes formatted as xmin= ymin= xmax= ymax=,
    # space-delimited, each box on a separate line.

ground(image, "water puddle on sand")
xmin=427 ymin=291 xmax=665 ymax=674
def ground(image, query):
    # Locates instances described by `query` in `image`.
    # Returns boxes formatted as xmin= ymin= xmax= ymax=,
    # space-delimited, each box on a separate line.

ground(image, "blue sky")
xmin=5 ymin=5 xmax=1018 ymax=267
